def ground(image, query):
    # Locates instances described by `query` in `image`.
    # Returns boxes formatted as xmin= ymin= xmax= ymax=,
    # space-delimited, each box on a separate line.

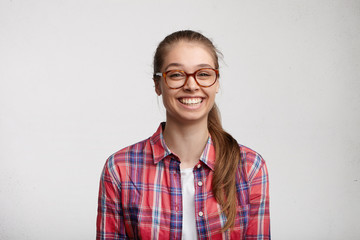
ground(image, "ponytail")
xmin=208 ymin=104 xmax=240 ymax=231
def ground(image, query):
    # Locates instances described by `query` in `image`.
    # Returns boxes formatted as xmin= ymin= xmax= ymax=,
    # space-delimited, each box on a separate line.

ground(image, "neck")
xmin=163 ymin=117 xmax=209 ymax=169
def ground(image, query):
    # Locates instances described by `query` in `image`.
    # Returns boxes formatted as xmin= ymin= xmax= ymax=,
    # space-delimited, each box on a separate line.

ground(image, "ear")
xmin=215 ymin=83 xmax=220 ymax=93
xmin=154 ymin=80 xmax=162 ymax=96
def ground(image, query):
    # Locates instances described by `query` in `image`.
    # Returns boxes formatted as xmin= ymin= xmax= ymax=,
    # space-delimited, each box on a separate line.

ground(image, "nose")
xmin=183 ymin=75 xmax=199 ymax=91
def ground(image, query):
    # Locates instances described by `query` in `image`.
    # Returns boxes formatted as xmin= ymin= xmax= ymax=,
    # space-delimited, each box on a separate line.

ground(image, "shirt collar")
xmin=150 ymin=122 xmax=216 ymax=171
xmin=199 ymin=136 xmax=216 ymax=171
xmin=150 ymin=122 xmax=172 ymax=164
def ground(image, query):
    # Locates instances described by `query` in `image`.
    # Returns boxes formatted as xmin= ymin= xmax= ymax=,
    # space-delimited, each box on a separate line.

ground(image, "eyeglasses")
xmin=155 ymin=68 xmax=219 ymax=89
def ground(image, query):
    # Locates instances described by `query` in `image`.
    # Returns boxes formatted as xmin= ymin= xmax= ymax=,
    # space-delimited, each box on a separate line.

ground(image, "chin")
xmin=173 ymin=112 xmax=209 ymax=124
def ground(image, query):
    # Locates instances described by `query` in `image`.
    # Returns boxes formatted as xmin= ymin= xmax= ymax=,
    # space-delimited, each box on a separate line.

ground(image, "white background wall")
xmin=1 ymin=0 xmax=359 ymax=239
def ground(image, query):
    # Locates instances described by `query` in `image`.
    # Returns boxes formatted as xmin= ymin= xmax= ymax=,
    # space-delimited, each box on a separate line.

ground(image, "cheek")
xmin=208 ymin=89 xmax=218 ymax=100
xmin=161 ymin=92 xmax=175 ymax=108
xmin=214 ymin=81 xmax=220 ymax=93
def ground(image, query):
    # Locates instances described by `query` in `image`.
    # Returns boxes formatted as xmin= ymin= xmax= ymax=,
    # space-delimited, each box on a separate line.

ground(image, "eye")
xmin=167 ymin=70 xmax=185 ymax=80
xmin=196 ymin=69 xmax=214 ymax=79
xmin=198 ymin=72 xmax=211 ymax=77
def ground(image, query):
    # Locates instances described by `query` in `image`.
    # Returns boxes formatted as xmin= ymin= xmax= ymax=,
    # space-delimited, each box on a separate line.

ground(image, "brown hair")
xmin=153 ymin=30 xmax=240 ymax=231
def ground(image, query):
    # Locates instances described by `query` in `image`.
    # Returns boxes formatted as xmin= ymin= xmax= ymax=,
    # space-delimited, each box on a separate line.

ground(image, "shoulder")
xmin=102 ymin=138 xmax=152 ymax=178
xmin=111 ymin=138 xmax=151 ymax=165
xmin=239 ymin=144 xmax=265 ymax=166
xmin=238 ymin=144 xmax=267 ymax=182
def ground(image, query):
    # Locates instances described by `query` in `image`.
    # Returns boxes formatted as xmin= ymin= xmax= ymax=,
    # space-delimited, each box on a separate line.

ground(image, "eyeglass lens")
xmin=165 ymin=69 xmax=217 ymax=88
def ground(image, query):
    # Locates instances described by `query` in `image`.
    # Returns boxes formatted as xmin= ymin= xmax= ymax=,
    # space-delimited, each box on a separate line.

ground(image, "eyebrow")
xmin=164 ymin=63 xmax=214 ymax=71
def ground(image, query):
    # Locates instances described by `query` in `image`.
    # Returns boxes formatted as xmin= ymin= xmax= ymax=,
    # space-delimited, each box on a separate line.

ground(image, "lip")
xmin=178 ymin=96 xmax=205 ymax=102
xmin=177 ymin=96 xmax=205 ymax=99
xmin=177 ymin=96 xmax=205 ymax=109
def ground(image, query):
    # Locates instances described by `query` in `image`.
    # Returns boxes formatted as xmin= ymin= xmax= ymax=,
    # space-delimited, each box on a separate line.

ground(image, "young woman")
xmin=97 ymin=30 xmax=270 ymax=240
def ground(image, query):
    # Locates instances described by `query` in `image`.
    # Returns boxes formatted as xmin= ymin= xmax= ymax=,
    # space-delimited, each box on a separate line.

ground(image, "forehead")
xmin=162 ymin=41 xmax=216 ymax=70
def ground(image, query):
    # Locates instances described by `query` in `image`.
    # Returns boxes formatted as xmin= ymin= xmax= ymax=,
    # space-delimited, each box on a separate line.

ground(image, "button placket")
xmin=194 ymin=163 xmax=206 ymax=222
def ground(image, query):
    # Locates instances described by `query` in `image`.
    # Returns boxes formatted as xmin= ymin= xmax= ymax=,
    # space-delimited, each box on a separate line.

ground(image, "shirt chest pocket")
xmin=121 ymin=181 xmax=143 ymax=221
xmin=122 ymin=182 xmax=172 ymax=239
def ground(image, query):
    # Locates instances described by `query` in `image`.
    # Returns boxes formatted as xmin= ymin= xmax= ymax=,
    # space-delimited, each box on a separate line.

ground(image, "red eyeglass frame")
xmin=154 ymin=68 xmax=219 ymax=89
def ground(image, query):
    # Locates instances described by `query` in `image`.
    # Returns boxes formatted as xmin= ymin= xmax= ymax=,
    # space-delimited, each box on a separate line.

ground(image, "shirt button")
xmin=198 ymin=211 xmax=204 ymax=217
xmin=197 ymin=181 xmax=203 ymax=186
xmin=197 ymin=164 xmax=201 ymax=168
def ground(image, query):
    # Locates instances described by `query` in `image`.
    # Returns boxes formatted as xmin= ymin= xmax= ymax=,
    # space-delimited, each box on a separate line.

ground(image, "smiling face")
xmin=155 ymin=41 xmax=219 ymax=125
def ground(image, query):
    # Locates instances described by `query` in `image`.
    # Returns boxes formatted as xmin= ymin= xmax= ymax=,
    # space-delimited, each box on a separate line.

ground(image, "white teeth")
xmin=179 ymin=98 xmax=203 ymax=105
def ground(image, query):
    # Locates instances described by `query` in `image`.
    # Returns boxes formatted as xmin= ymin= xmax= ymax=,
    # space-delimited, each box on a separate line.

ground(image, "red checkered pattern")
xmin=97 ymin=123 xmax=270 ymax=239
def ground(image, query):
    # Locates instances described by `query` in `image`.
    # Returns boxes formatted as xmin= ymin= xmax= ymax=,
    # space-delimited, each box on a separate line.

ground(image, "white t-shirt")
xmin=181 ymin=168 xmax=198 ymax=240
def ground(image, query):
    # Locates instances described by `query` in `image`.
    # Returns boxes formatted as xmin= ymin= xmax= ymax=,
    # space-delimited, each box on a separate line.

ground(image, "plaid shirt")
xmin=97 ymin=123 xmax=270 ymax=239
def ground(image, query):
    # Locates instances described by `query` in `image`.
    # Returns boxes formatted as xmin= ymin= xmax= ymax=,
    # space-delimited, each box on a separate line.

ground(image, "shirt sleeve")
xmin=245 ymin=154 xmax=271 ymax=239
xmin=96 ymin=158 xmax=128 ymax=240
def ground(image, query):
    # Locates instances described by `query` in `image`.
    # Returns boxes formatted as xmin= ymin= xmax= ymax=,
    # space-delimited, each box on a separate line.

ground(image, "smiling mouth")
xmin=178 ymin=97 xmax=203 ymax=105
